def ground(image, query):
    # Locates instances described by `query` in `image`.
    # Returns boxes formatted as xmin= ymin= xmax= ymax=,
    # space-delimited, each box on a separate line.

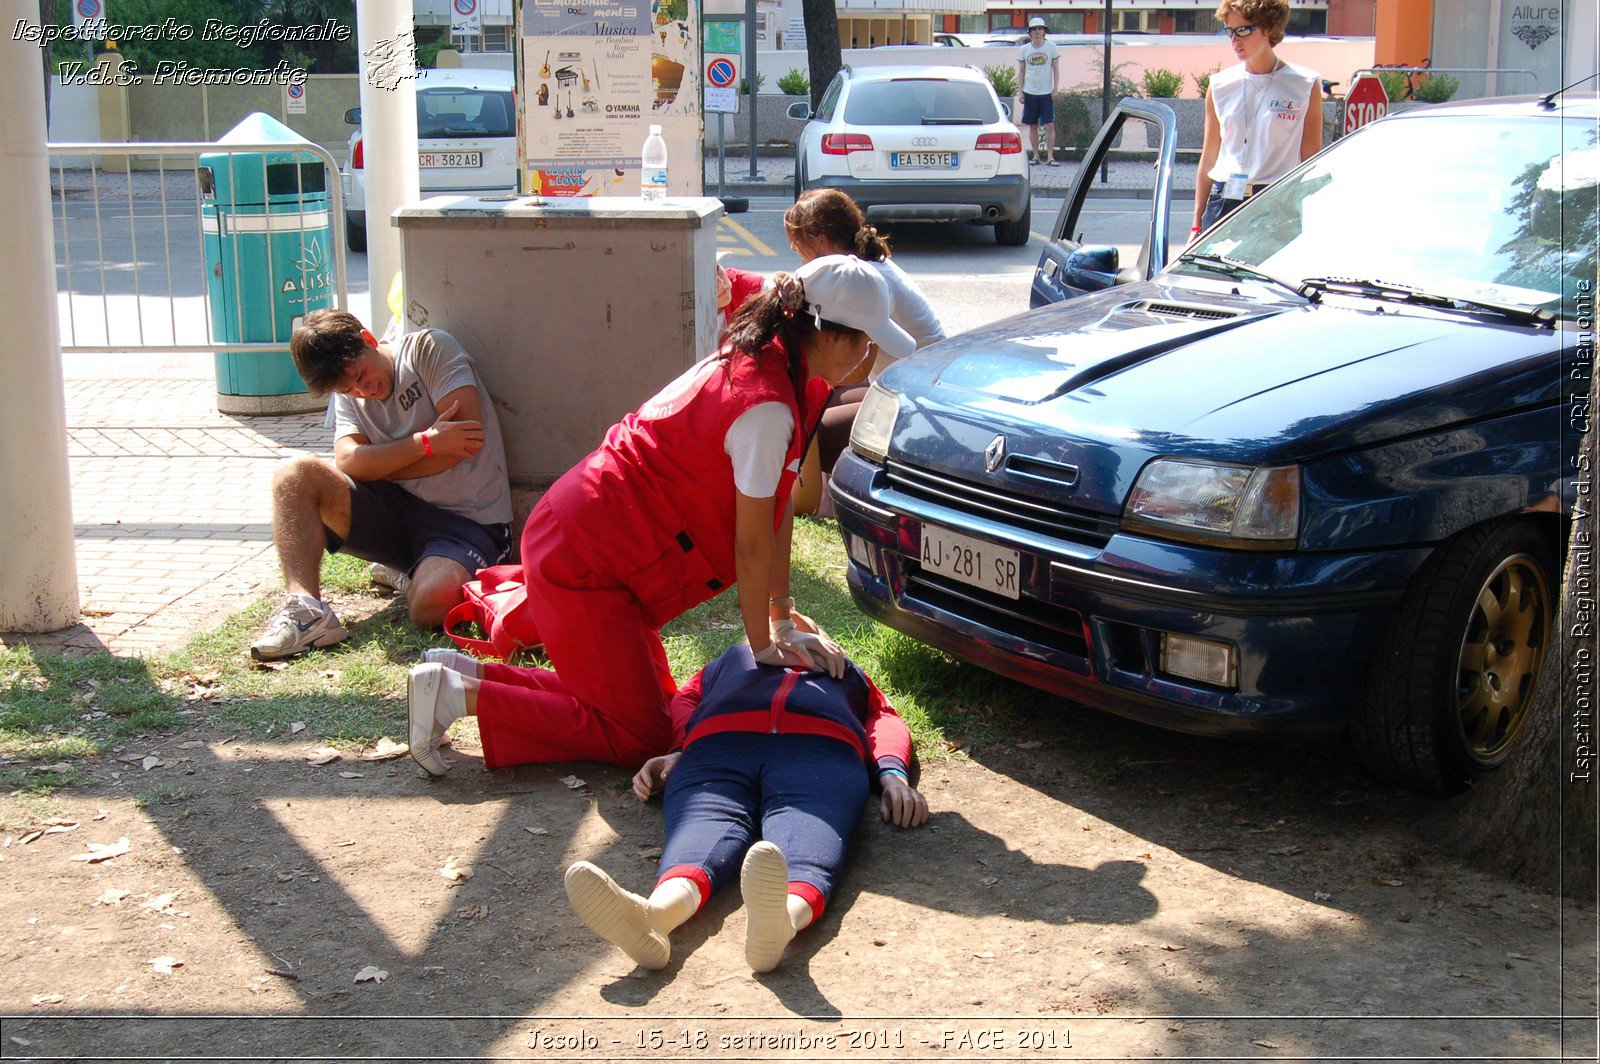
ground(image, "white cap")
xmin=794 ymin=255 xmax=915 ymax=360
xmin=1028 ymin=16 xmax=1047 ymax=28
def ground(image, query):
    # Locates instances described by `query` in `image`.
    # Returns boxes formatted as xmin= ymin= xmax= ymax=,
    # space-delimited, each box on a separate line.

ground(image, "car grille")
xmin=904 ymin=570 xmax=1090 ymax=660
xmin=1133 ymin=300 xmax=1242 ymax=321
xmin=885 ymin=461 xmax=1119 ymax=548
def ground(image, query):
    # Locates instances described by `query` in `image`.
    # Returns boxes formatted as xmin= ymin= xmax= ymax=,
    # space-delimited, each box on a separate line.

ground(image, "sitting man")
xmin=250 ymin=310 xmax=511 ymax=661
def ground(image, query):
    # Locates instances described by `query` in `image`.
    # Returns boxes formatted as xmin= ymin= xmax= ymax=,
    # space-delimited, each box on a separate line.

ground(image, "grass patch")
xmin=134 ymin=783 xmax=191 ymax=808
xmin=3 ymin=518 xmax=1068 ymax=776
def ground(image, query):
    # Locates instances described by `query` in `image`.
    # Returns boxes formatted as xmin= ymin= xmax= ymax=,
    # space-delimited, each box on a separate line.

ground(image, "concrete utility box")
xmin=395 ymin=196 xmax=725 ymax=487
xmin=200 ymin=112 xmax=331 ymax=416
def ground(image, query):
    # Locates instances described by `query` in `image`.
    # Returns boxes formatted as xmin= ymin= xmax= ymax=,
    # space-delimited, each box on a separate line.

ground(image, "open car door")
xmin=1030 ymin=99 xmax=1177 ymax=308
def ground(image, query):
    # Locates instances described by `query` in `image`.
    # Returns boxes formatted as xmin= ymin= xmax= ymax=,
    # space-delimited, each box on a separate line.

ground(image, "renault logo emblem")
xmin=984 ymin=434 xmax=1007 ymax=472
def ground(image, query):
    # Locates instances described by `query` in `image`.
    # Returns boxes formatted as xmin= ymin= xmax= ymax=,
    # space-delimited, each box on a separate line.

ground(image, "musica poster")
xmin=519 ymin=0 xmax=702 ymax=197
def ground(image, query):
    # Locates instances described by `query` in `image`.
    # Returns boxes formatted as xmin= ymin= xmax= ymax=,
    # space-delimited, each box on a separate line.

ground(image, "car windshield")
xmin=1189 ymin=114 xmax=1598 ymax=320
xmin=417 ymin=88 xmax=514 ymax=138
xmin=843 ymin=79 xmax=999 ymax=125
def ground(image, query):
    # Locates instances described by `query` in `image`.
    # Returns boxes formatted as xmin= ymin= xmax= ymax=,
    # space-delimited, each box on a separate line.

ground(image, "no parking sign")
xmin=285 ymin=81 xmax=307 ymax=115
xmin=704 ymin=21 xmax=741 ymax=115
xmin=71 ymin=0 xmax=101 ymax=29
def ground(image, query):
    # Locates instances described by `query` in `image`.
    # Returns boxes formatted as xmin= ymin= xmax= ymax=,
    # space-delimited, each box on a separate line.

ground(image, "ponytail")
xmin=853 ymin=223 xmax=890 ymax=263
xmin=721 ymin=273 xmax=813 ymax=401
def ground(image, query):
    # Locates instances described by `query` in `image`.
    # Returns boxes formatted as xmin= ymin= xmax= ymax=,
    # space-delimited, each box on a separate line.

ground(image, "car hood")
xmin=879 ymin=279 xmax=1563 ymax=514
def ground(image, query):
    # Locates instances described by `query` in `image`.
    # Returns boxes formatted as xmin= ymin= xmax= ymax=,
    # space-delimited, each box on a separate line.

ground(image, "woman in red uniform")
xmin=406 ymin=255 xmax=916 ymax=776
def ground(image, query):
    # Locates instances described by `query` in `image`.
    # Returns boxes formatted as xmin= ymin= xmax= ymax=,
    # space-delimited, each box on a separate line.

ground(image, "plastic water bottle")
xmin=641 ymin=124 xmax=668 ymax=201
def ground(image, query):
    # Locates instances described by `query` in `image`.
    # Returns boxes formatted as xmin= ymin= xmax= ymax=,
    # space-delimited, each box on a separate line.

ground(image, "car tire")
xmin=793 ymin=159 xmax=805 ymax=201
xmin=995 ymin=202 xmax=1031 ymax=246
xmin=345 ymin=215 xmax=367 ymax=253
xmin=1351 ymin=519 xmax=1556 ymax=794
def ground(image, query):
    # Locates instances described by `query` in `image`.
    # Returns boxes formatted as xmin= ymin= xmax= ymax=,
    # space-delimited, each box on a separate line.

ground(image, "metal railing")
xmin=48 ymin=140 xmax=349 ymax=355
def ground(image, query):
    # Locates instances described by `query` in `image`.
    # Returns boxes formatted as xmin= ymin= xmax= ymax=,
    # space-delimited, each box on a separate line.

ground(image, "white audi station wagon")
xmin=790 ymin=65 xmax=1033 ymax=245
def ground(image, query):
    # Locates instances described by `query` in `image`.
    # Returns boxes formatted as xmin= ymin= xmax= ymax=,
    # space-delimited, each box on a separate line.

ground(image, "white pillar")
xmin=355 ymin=0 xmax=420 ymax=333
xmin=0 ymin=0 xmax=79 ymax=632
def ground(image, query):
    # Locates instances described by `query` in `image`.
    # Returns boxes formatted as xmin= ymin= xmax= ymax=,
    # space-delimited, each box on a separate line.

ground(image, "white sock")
xmin=421 ymin=647 xmax=482 ymax=680
xmin=434 ymin=667 xmax=468 ymax=726
xmin=648 ymin=877 xmax=701 ymax=935
xmin=787 ymin=894 xmax=814 ymax=932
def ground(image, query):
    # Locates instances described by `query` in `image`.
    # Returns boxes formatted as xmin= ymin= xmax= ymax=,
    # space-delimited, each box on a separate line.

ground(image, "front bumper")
xmin=806 ymin=174 xmax=1030 ymax=223
xmin=831 ymin=451 xmax=1429 ymax=738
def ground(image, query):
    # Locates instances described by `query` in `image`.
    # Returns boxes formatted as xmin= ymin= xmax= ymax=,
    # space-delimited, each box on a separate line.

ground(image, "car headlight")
xmin=849 ymin=382 xmax=899 ymax=464
xmin=1124 ymin=459 xmax=1300 ymax=549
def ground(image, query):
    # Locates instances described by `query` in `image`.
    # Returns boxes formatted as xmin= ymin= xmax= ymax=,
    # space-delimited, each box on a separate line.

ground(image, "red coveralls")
xmin=473 ymin=343 xmax=832 ymax=770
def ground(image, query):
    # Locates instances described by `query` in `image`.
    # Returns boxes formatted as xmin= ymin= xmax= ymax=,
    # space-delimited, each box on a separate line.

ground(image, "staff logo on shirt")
xmin=395 ymin=381 xmax=423 ymax=411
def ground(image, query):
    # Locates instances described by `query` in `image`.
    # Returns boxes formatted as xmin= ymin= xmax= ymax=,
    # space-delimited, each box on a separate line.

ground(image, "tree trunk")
xmin=800 ymin=0 xmax=841 ymax=111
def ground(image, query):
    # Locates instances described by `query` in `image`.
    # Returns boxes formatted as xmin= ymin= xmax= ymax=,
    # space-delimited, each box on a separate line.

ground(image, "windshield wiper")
xmin=921 ymin=117 xmax=982 ymax=125
xmin=1300 ymin=276 xmax=1554 ymax=326
xmin=1175 ymin=252 xmax=1314 ymax=303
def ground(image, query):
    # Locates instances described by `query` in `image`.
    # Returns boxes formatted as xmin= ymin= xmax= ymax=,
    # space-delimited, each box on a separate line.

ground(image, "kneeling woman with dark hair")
xmin=565 ymin=643 xmax=928 ymax=973
xmin=405 ymin=256 xmax=916 ymax=776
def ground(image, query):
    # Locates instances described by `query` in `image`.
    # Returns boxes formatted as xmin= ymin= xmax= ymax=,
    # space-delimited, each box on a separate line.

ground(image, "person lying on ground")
xmin=249 ymin=310 xmax=511 ymax=661
xmin=559 ymin=643 xmax=928 ymax=974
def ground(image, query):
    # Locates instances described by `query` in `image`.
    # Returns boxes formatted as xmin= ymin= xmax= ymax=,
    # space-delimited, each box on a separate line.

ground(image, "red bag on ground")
xmin=443 ymin=564 xmax=541 ymax=661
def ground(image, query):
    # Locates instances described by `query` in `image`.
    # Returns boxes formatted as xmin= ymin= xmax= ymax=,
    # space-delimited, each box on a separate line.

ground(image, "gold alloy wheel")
xmin=1454 ymin=553 xmax=1550 ymax=765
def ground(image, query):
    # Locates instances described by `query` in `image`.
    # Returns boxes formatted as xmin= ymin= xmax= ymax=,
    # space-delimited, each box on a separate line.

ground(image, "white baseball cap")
xmin=1028 ymin=16 xmax=1047 ymax=28
xmin=795 ymin=255 xmax=916 ymax=360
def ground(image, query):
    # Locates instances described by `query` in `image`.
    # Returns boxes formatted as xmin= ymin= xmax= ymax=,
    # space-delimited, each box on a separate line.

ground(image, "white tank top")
xmin=1207 ymin=61 xmax=1318 ymax=186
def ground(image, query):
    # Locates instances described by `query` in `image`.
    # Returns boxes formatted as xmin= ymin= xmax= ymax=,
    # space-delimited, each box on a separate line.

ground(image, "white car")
xmin=341 ymin=67 xmax=517 ymax=251
xmin=789 ymin=65 xmax=1032 ymax=246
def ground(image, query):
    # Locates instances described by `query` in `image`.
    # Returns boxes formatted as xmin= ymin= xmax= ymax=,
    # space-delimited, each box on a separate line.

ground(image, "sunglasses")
xmin=1222 ymin=24 xmax=1260 ymax=39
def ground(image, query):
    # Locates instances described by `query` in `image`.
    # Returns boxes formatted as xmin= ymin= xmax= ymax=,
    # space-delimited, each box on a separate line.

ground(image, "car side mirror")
xmin=343 ymin=107 xmax=362 ymax=126
xmin=1062 ymin=245 xmax=1120 ymax=291
xmin=787 ymin=102 xmax=812 ymax=120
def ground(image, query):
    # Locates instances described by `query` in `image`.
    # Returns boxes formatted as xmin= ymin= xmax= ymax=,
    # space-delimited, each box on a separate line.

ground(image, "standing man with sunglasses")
xmin=1192 ymin=0 xmax=1322 ymax=237
xmin=1014 ymin=17 xmax=1061 ymax=166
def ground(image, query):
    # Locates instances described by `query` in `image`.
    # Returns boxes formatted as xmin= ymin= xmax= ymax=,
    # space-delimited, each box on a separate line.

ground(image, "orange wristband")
xmin=419 ymin=431 xmax=434 ymax=457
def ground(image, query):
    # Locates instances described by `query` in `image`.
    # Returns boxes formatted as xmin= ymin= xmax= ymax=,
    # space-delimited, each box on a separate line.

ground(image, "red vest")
xmin=540 ymin=341 xmax=831 ymax=629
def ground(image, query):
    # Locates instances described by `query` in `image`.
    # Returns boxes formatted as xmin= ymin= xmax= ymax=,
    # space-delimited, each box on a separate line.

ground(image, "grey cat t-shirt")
xmin=331 ymin=329 xmax=511 ymax=527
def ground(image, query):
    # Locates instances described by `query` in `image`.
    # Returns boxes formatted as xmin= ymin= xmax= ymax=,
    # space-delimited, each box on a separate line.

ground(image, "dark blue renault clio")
xmin=831 ymin=92 xmax=1596 ymax=793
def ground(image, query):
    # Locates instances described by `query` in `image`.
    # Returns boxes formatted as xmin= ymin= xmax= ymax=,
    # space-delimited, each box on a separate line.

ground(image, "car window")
xmin=1191 ymin=115 xmax=1597 ymax=320
xmin=815 ymin=74 xmax=846 ymax=122
xmin=843 ymin=79 xmax=1000 ymax=125
xmin=417 ymin=88 xmax=514 ymax=138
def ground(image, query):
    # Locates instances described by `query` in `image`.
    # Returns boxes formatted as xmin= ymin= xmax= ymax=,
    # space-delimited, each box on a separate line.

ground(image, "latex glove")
xmin=632 ymin=752 xmax=681 ymax=802
xmin=787 ymin=610 xmax=821 ymax=636
xmin=880 ymin=776 xmax=929 ymax=828
xmin=774 ymin=618 xmax=848 ymax=678
xmin=752 ymin=640 xmax=815 ymax=670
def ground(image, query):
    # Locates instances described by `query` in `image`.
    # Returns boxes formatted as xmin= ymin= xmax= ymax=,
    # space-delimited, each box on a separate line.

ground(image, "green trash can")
xmin=201 ymin=113 xmax=334 ymax=415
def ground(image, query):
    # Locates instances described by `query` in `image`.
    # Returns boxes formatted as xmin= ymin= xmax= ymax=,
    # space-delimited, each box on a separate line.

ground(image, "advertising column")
xmin=520 ymin=0 xmax=702 ymax=197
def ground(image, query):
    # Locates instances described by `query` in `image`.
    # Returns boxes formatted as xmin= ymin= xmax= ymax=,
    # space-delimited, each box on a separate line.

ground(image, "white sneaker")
xmin=420 ymin=647 xmax=482 ymax=678
xmin=741 ymin=841 xmax=796 ymax=973
xmin=370 ymin=563 xmax=412 ymax=595
xmin=564 ymin=862 xmax=670 ymax=970
xmin=250 ymin=594 xmax=348 ymax=661
xmin=407 ymin=663 xmax=463 ymax=777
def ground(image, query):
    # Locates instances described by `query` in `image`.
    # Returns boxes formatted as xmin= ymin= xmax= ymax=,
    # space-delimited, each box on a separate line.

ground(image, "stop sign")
xmin=1344 ymin=74 xmax=1389 ymax=135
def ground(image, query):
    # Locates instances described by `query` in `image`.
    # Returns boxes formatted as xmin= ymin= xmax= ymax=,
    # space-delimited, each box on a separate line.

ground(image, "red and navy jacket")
xmin=667 ymin=645 xmax=912 ymax=781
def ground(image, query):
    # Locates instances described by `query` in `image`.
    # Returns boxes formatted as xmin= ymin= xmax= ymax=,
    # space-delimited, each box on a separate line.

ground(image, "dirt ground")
xmin=1 ymin=634 xmax=1595 ymax=1061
